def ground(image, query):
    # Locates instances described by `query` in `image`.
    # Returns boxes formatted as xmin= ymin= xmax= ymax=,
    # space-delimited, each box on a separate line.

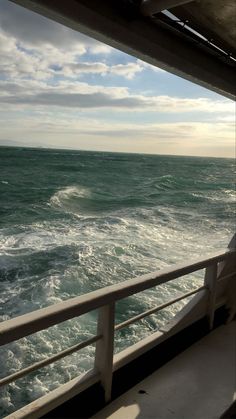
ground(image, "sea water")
xmin=0 ymin=147 xmax=235 ymax=416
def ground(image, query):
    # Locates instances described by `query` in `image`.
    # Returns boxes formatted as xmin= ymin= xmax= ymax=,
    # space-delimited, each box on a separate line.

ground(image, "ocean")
xmin=0 ymin=146 xmax=235 ymax=416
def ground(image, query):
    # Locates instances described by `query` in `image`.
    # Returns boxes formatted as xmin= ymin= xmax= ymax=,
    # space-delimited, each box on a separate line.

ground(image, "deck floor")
xmin=94 ymin=321 xmax=236 ymax=419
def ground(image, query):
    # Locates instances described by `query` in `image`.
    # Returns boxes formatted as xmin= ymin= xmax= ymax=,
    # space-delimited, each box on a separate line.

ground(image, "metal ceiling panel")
xmin=172 ymin=0 xmax=236 ymax=58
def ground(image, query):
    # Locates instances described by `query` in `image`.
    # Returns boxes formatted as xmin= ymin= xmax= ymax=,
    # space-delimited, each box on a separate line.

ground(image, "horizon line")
xmin=0 ymin=144 xmax=234 ymax=160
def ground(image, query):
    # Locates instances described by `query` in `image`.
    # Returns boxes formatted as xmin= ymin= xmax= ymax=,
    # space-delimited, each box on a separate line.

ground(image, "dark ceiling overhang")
xmin=10 ymin=0 xmax=236 ymax=99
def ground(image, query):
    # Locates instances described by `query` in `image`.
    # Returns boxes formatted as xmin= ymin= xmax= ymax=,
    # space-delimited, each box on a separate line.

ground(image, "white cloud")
xmin=109 ymin=63 xmax=143 ymax=79
xmin=0 ymin=113 xmax=234 ymax=157
xmin=0 ymin=31 xmax=53 ymax=80
xmin=137 ymin=59 xmax=166 ymax=73
xmin=0 ymin=0 xmax=112 ymax=53
xmin=0 ymin=24 xmax=143 ymax=82
xmin=60 ymin=61 xmax=143 ymax=79
xmin=0 ymin=75 xmax=234 ymax=114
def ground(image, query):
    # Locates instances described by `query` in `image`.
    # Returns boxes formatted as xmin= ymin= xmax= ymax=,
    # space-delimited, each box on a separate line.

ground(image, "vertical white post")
xmin=95 ymin=303 xmax=115 ymax=402
xmin=204 ymin=263 xmax=218 ymax=330
xmin=228 ymin=233 xmax=236 ymax=250
xmin=218 ymin=234 xmax=236 ymax=279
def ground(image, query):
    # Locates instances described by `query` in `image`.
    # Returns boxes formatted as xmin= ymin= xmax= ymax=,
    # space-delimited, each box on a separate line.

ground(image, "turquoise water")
xmin=0 ymin=146 xmax=235 ymax=416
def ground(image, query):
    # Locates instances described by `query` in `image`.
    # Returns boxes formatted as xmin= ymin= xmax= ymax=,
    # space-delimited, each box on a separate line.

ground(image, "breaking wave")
xmin=50 ymin=186 xmax=92 ymax=212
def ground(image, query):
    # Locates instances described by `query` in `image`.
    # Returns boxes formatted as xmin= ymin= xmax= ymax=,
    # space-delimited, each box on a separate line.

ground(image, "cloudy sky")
xmin=0 ymin=0 xmax=235 ymax=157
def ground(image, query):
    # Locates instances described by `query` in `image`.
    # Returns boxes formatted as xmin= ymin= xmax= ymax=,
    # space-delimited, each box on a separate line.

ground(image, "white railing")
xmin=0 ymin=247 xmax=235 ymax=419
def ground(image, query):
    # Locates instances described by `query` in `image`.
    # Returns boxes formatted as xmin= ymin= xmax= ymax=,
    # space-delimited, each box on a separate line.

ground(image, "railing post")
xmin=95 ymin=303 xmax=115 ymax=402
xmin=204 ymin=263 xmax=218 ymax=330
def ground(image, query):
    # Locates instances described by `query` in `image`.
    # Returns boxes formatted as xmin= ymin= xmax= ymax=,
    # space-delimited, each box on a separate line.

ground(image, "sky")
xmin=0 ymin=0 xmax=235 ymax=157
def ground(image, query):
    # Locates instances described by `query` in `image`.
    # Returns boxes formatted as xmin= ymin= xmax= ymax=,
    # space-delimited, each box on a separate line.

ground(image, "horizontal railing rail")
xmin=0 ymin=334 xmax=102 ymax=388
xmin=114 ymin=285 xmax=206 ymax=331
xmin=0 ymin=249 xmax=234 ymax=346
xmin=0 ymin=246 xmax=235 ymax=418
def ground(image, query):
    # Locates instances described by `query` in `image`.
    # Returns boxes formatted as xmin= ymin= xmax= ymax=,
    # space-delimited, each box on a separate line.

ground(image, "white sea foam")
xmin=224 ymin=189 xmax=236 ymax=202
xmin=50 ymin=186 xmax=91 ymax=209
xmin=191 ymin=189 xmax=236 ymax=203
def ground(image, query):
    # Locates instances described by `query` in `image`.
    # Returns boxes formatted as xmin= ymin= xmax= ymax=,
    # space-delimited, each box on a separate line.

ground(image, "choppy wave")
xmin=0 ymin=148 xmax=235 ymax=417
xmin=192 ymin=189 xmax=236 ymax=203
xmin=50 ymin=185 xmax=91 ymax=209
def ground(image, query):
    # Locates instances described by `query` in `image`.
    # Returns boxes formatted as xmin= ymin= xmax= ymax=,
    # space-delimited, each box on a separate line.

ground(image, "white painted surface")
xmin=204 ymin=263 xmax=218 ymax=329
xmin=95 ymin=304 xmax=115 ymax=402
xmin=94 ymin=321 xmax=236 ymax=419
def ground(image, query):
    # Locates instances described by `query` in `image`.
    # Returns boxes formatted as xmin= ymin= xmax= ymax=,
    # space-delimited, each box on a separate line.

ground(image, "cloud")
xmin=109 ymin=63 xmax=143 ymax=79
xmin=0 ymin=113 xmax=234 ymax=157
xmin=0 ymin=91 xmax=147 ymax=108
xmin=60 ymin=62 xmax=143 ymax=79
xmin=0 ymin=76 xmax=234 ymax=114
xmin=0 ymin=30 xmax=54 ymax=80
xmin=0 ymin=0 xmax=111 ymax=53
xmin=137 ymin=59 xmax=166 ymax=73
xmin=0 ymin=23 xmax=143 ymax=81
